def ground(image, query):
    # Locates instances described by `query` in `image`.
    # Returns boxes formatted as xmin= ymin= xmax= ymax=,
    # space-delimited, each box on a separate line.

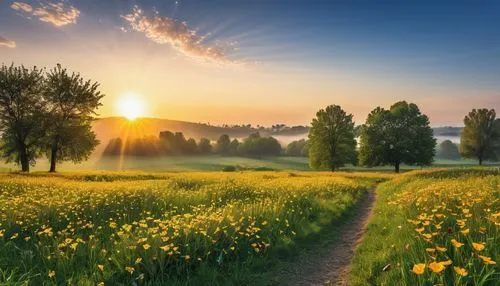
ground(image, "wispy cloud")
xmin=0 ymin=36 xmax=16 ymax=48
xmin=121 ymin=6 xmax=239 ymax=64
xmin=11 ymin=1 xmax=80 ymax=27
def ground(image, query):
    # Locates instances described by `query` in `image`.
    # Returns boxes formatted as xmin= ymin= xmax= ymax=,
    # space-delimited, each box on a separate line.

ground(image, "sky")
xmin=1 ymin=0 xmax=499 ymax=127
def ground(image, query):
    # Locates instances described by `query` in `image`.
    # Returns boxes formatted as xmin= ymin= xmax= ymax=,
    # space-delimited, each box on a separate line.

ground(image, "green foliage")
xmin=237 ymin=132 xmax=282 ymax=157
xmin=198 ymin=137 xmax=213 ymax=154
xmin=229 ymin=139 xmax=240 ymax=155
xmin=0 ymin=64 xmax=46 ymax=172
xmin=437 ymin=140 xmax=460 ymax=160
xmin=308 ymin=105 xmax=357 ymax=171
xmin=158 ymin=131 xmax=198 ymax=155
xmin=359 ymin=101 xmax=436 ymax=172
xmin=43 ymin=64 xmax=103 ymax=172
xmin=286 ymin=139 xmax=309 ymax=157
xmin=460 ymin=108 xmax=500 ymax=165
xmin=215 ymin=134 xmax=231 ymax=155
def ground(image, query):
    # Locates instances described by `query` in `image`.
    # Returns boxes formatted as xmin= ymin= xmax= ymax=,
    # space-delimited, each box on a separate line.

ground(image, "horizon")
xmin=1 ymin=1 xmax=500 ymax=126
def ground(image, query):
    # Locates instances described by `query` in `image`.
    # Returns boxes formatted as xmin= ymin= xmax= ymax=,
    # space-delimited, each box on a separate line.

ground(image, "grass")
xmin=348 ymin=168 xmax=499 ymax=285
xmin=0 ymin=171 xmax=388 ymax=285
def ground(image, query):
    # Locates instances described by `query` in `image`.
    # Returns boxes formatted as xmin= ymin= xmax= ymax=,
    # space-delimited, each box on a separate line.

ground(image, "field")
xmin=349 ymin=169 xmax=499 ymax=285
xmin=0 ymin=169 xmax=498 ymax=285
xmin=0 ymin=171 xmax=386 ymax=285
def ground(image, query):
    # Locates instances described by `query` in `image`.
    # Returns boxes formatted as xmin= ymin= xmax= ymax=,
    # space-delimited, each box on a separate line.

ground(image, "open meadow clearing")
xmin=349 ymin=169 xmax=499 ymax=285
xmin=0 ymin=171 xmax=388 ymax=285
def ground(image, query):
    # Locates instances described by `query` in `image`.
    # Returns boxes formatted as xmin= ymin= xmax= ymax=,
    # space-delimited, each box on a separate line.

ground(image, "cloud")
xmin=11 ymin=1 xmax=80 ymax=27
xmin=121 ymin=6 xmax=237 ymax=64
xmin=0 ymin=36 xmax=16 ymax=48
xmin=11 ymin=2 xmax=33 ymax=13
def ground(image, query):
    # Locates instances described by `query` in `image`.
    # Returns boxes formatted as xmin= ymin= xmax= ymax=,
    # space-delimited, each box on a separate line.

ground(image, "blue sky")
xmin=1 ymin=0 xmax=499 ymax=126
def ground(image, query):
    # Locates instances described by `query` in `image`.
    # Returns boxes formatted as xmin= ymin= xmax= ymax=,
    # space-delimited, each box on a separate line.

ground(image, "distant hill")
xmin=91 ymin=117 xmax=309 ymax=156
xmin=432 ymin=126 xmax=463 ymax=137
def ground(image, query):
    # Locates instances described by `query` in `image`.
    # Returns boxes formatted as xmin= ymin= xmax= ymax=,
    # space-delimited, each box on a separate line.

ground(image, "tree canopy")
xmin=437 ymin=140 xmax=461 ymax=160
xmin=460 ymin=108 xmax=500 ymax=165
xmin=359 ymin=101 xmax=436 ymax=172
xmin=308 ymin=105 xmax=357 ymax=171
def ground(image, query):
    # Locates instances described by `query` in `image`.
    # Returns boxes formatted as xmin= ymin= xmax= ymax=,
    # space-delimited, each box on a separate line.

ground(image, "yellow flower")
xmin=125 ymin=266 xmax=135 ymax=274
xmin=451 ymin=239 xmax=464 ymax=248
xmin=422 ymin=233 xmax=432 ymax=239
xmin=472 ymin=242 xmax=485 ymax=251
xmin=425 ymin=248 xmax=436 ymax=253
xmin=143 ymin=244 xmax=151 ymax=250
xmin=454 ymin=266 xmax=468 ymax=276
xmin=415 ymin=227 xmax=424 ymax=233
xmin=98 ymin=264 xmax=104 ymax=271
xmin=48 ymin=270 xmax=56 ymax=278
xmin=135 ymin=257 xmax=142 ymax=264
xmin=429 ymin=262 xmax=445 ymax=273
xmin=436 ymin=246 xmax=447 ymax=252
xmin=440 ymin=260 xmax=452 ymax=266
xmin=160 ymin=245 xmax=170 ymax=252
xmin=460 ymin=228 xmax=469 ymax=235
xmin=411 ymin=263 xmax=425 ymax=275
xmin=478 ymin=255 xmax=497 ymax=265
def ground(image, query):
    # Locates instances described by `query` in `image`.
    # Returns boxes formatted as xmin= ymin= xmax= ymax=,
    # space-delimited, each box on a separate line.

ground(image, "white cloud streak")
xmin=11 ymin=1 xmax=80 ymax=27
xmin=121 ymin=6 xmax=238 ymax=64
xmin=0 ymin=36 xmax=16 ymax=48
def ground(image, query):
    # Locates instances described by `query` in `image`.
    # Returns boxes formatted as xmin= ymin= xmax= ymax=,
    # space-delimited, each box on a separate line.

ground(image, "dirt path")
xmin=277 ymin=188 xmax=376 ymax=286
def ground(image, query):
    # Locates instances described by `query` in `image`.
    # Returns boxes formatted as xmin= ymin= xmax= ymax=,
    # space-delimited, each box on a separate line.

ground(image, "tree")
xmin=43 ymin=64 xmax=104 ymax=172
xmin=0 ymin=64 xmax=46 ymax=172
xmin=185 ymin=138 xmax=198 ymax=154
xmin=308 ymin=105 xmax=357 ymax=171
xmin=359 ymin=101 xmax=436 ymax=173
xmin=215 ymin=134 xmax=231 ymax=155
xmin=437 ymin=140 xmax=460 ymax=160
xmin=286 ymin=139 xmax=309 ymax=157
xmin=229 ymin=139 xmax=240 ymax=155
xmin=237 ymin=132 xmax=282 ymax=157
xmin=460 ymin=108 xmax=500 ymax=165
xmin=198 ymin=138 xmax=212 ymax=154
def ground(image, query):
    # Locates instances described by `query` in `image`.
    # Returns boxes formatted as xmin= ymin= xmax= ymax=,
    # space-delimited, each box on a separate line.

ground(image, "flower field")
xmin=0 ymin=171 xmax=383 ymax=285
xmin=349 ymin=169 xmax=499 ymax=285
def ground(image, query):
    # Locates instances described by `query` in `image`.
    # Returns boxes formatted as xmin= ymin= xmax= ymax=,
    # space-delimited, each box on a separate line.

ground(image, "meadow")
xmin=0 ymin=171 xmax=386 ymax=285
xmin=349 ymin=169 xmax=499 ymax=285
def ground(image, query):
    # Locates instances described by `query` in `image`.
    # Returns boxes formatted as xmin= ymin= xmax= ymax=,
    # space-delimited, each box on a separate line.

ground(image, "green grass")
xmin=0 ymin=171 xmax=386 ymax=285
xmin=348 ymin=169 xmax=499 ymax=285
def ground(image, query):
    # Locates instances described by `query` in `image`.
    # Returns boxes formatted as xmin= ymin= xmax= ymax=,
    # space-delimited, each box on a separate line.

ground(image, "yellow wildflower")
xmin=411 ymin=263 xmax=425 ymax=275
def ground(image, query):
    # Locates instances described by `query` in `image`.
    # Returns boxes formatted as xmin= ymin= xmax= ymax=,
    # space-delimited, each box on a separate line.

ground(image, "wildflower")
xmin=429 ymin=262 xmax=445 ymax=273
xmin=425 ymin=248 xmax=436 ymax=253
xmin=142 ymin=244 xmax=151 ymax=250
xmin=460 ymin=228 xmax=469 ymax=235
xmin=125 ymin=266 xmax=135 ymax=274
xmin=160 ymin=245 xmax=170 ymax=252
xmin=454 ymin=266 xmax=468 ymax=276
xmin=48 ymin=270 xmax=56 ymax=278
xmin=478 ymin=255 xmax=496 ymax=265
xmin=98 ymin=264 xmax=104 ymax=271
xmin=411 ymin=263 xmax=425 ymax=275
xmin=135 ymin=257 xmax=142 ymax=264
xmin=436 ymin=246 xmax=447 ymax=252
xmin=451 ymin=239 xmax=464 ymax=248
xmin=472 ymin=242 xmax=485 ymax=251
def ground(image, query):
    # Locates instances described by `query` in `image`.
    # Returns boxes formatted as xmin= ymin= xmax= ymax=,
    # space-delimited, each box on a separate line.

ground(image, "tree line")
xmin=102 ymin=131 xmax=283 ymax=157
xmin=308 ymin=102 xmax=500 ymax=172
xmin=0 ymin=64 xmax=103 ymax=172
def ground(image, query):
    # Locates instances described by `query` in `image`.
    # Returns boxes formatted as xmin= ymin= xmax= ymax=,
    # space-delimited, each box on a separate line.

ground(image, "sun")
xmin=117 ymin=93 xmax=145 ymax=121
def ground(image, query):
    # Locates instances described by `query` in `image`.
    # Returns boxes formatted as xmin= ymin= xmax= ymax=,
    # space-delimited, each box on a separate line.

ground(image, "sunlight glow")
xmin=117 ymin=93 xmax=146 ymax=120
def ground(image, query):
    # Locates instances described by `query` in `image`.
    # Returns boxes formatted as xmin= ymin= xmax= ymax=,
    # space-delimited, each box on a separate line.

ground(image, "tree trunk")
xmin=49 ymin=137 xmax=59 ymax=173
xmin=395 ymin=162 xmax=400 ymax=173
xmin=478 ymin=157 xmax=483 ymax=166
xmin=19 ymin=145 xmax=30 ymax=172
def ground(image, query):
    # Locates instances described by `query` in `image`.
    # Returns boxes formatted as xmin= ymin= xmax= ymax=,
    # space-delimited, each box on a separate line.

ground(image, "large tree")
xmin=0 ymin=64 xmax=46 ymax=172
xmin=44 ymin=64 xmax=103 ymax=172
xmin=359 ymin=101 xmax=436 ymax=172
xmin=460 ymin=108 xmax=500 ymax=165
xmin=308 ymin=105 xmax=357 ymax=171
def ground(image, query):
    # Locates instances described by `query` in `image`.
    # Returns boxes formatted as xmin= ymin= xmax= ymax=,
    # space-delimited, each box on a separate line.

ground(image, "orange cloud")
xmin=121 ymin=6 xmax=238 ymax=64
xmin=0 ymin=36 xmax=16 ymax=48
xmin=11 ymin=1 xmax=80 ymax=27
